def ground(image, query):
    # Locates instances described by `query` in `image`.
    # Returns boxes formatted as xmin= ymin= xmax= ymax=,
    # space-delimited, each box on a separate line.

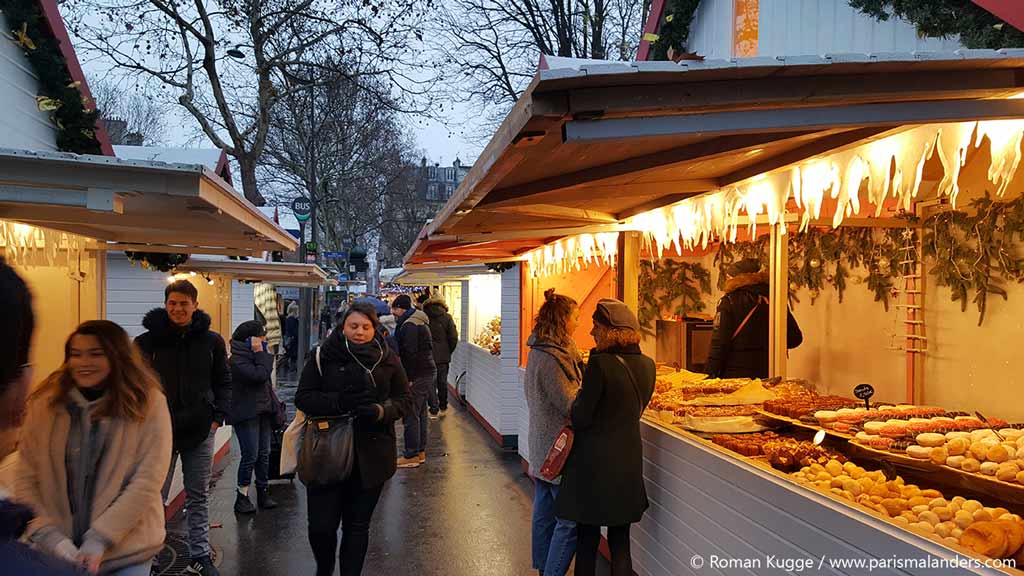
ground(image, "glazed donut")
xmin=917 ymin=433 xmax=947 ymax=448
xmin=907 ymin=445 xmax=933 ymax=460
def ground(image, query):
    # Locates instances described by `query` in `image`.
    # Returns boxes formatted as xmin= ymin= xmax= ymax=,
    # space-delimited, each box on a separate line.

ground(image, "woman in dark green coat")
xmin=555 ymin=299 xmax=655 ymax=576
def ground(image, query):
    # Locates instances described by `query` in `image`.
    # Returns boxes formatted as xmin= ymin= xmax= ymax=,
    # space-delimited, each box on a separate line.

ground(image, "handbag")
xmin=539 ymin=423 xmax=574 ymax=482
xmin=297 ymin=347 xmax=356 ymax=486
xmin=269 ymin=384 xmax=288 ymax=430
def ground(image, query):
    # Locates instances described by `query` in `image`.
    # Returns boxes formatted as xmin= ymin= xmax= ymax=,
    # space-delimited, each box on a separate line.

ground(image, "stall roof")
xmin=0 ymin=148 xmax=297 ymax=254
xmin=406 ymin=50 xmax=1024 ymax=265
xmin=177 ymin=259 xmax=331 ymax=287
xmin=394 ymin=264 xmax=496 ymax=285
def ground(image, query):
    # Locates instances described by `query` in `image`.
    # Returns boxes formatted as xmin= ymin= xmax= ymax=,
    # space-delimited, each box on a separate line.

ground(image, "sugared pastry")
xmin=998 ymin=520 xmax=1024 ymax=556
xmin=1017 ymin=446 xmax=1024 ymax=461
xmin=1017 ymin=470 xmax=1024 ymax=484
xmin=945 ymin=431 xmax=971 ymax=441
xmin=997 ymin=462 xmax=1021 ymax=483
xmin=970 ymin=442 xmax=992 ymax=461
xmin=947 ymin=437 xmax=969 ymax=456
xmin=832 ymin=422 xmax=852 ymax=433
xmin=960 ymin=522 xmax=1010 ymax=559
xmin=868 ymin=437 xmax=893 ymax=450
xmin=815 ymin=410 xmax=839 ymax=423
xmin=907 ymin=445 xmax=932 ymax=459
xmin=917 ymin=433 xmax=947 ymax=448
xmin=971 ymin=429 xmax=997 ymax=442
xmin=987 ymin=444 xmax=1011 ymax=464
xmin=855 ymin=431 xmax=874 ymax=442
xmin=980 ymin=461 xmax=1000 ymax=476
xmin=946 ymin=456 xmax=966 ymax=469
xmin=1000 ymin=429 xmax=1024 ymax=441
xmin=881 ymin=423 xmax=908 ymax=438
xmin=961 ymin=458 xmax=983 ymax=473
xmin=955 ymin=510 xmax=976 ymax=530
xmin=930 ymin=446 xmax=950 ymax=465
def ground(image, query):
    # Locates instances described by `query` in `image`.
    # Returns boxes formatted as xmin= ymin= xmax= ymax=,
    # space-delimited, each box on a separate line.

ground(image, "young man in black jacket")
xmin=135 ymin=280 xmax=231 ymax=576
xmin=706 ymin=258 xmax=803 ymax=379
xmin=423 ymin=296 xmax=458 ymax=416
xmin=390 ymin=294 xmax=436 ymax=468
xmin=0 ymin=257 xmax=78 ymax=575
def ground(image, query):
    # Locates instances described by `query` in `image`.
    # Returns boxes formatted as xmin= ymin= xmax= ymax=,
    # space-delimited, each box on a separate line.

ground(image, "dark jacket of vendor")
xmin=706 ymin=259 xmax=803 ymax=379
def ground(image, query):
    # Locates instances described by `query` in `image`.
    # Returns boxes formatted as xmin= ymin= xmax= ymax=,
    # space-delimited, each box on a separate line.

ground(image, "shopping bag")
xmin=279 ymin=408 xmax=305 ymax=476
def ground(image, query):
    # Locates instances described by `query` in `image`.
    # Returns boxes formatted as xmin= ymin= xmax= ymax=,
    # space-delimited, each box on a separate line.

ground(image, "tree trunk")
xmin=591 ymin=0 xmax=607 ymax=59
xmin=237 ymin=155 xmax=267 ymax=206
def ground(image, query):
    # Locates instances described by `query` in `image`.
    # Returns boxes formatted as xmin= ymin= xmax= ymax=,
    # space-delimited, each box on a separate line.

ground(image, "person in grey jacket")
xmin=524 ymin=289 xmax=583 ymax=576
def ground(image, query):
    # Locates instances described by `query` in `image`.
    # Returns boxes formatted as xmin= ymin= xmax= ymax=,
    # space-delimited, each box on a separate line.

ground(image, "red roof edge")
xmin=637 ymin=0 xmax=667 ymax=61
xmin=215 ymin=150 xmax=234 ymax=185
xmin=38 ymin=0 xmax=114 ymax=156
xmin=972 ymin=0 xmax=1024 ymax=34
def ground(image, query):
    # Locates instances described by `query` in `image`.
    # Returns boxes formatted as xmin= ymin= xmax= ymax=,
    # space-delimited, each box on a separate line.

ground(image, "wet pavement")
xmin=162 ymin=380 xmax=558 ymax=575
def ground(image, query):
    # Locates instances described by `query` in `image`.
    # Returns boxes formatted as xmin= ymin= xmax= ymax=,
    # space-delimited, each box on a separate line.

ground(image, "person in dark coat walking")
xmin=423 ymin=296 xmax=458 ymax=416
xmin=706 ymin=258 xmax=803 ymax=379
xmin=390 ymin=294 xmax=436 ymax=468
xmin=0 ymin=256 xmax=79 ymax=576
xmin=134 ymin=280 xmax=230 ymax=576
xmin=228 ymin=320 xmax=278 ymax=515
xmin=555 ymin=299 xmax=655 ymax=576
xmin=295 ymin=302 xmax=412 ymax=576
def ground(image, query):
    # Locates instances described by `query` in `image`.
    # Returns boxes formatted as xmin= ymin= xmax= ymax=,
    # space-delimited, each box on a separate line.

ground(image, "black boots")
xmin=234 ymin=490 xmax=256 ymax=514
xmin=257 ymin=488 xmax=278 ymax=510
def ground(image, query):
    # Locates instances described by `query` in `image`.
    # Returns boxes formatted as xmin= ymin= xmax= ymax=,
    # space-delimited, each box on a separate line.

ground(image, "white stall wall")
xmin=468 ymin=273 xmax=502 ymax=343
xmin=686 ymin=0 xmax=735 ymax=60
xmin=104 ymin=253 xmax=168 ymax=338
xmin=500 ymin=265 xmax=525 ymax=443
xmin=0 ymin=14 xmax=57 ymax=151
xmin=231 ymin=281 xmax=256 ymax=333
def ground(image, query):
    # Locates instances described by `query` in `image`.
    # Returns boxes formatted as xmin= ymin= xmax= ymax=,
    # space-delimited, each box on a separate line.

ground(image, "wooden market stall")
xmin=405 ymin=52 xmax=1024 ymax=575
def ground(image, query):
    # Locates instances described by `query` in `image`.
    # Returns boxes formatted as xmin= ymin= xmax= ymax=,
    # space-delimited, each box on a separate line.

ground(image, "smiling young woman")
xmin=15 ymin=320 xmax=172 ymax=575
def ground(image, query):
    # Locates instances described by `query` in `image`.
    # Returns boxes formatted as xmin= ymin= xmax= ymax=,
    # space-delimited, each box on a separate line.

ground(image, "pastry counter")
xmin=632 ymin=371 xmax=1024 ymax=576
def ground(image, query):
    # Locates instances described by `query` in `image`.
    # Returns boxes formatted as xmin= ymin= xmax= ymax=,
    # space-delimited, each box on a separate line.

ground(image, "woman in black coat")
xmin=295 ymin=302 xmax=413 ymax=576
xmin=555 ymin=299 xmax=655 ymax=576
xmin=229 ymin=321 xmax=277 ymax=514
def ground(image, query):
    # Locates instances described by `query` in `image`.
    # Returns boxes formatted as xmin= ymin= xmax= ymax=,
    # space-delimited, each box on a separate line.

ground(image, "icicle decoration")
xmin=526 ymin=232 xmax=619 ymax=278
xmin=630 ymin=120 xmax=1024 ymax=255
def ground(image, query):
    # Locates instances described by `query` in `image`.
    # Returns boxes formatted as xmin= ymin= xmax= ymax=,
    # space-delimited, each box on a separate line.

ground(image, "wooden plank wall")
xmin=634 ymin=421 xmax=1004 ymax=576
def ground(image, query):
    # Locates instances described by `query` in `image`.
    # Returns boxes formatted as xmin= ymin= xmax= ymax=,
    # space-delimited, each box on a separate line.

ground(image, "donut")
xmin=980 ymin=462 xmax=1000 ymax=476
xmin=971 ymin=429 xmax=996 ymax=442
xmin=917 ymin=433 xmax=947 ymax=448
xmin=855 ymin=431 xmax=874 ymax=442
xmin=868 ymin=437 xmax=894 ymax=450
xmin=832 ymin=422 xmax=853 ymax=433
xmin=990 ymin=418 xmax=1009 ymax=428
xmin=987 ymin=444 xmax=1011 ymax=463
xmin=908 ymin=421 xmax=937 ymax=435
xmin=930 ymin=446 xmax=950 ymax=465
xmin=946 ymin=437 xmax=969 ymax=456
xmin=815 ymin=410 xmax=839 ymax=423
xmin=864 ymin=421 xmax=886 ymax=435
xmin=907 ymin=445 xmax=933 ymax=460
xmin=1000 ymin=429 xmax=1024 ymax=441
xmin=945 ymin=431 xmax=971 ymax=440
xmin=838 ymin=412 xmax=865 ymax=424
xmin=946 ymin=455 xmax=966 ymax=469
xmin=881 ymin=423 xmax=908 ymax=438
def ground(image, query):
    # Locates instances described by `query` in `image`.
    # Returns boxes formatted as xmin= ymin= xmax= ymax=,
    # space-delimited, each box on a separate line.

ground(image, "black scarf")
xmin=322 ymin=329 xmax=386 ymax=371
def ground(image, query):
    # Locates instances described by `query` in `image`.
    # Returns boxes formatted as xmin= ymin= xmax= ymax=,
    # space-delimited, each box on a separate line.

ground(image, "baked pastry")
xmin=980 ymin=462 xmax=1000 ymax=476
xmin=946 ymin=437 xmax=969 ymax=456
xmin=955 ymin=510 xmax=975 ymax=529
xmin=868 ymin=437 xmax=893 ymax=450
xmin=946 ymin=431 xmax=971 ymax=441
xmin=1017 ymin=470 xmax=1024 ymax=484
xmin=1000 ymin=429 xmax=1024 ymax=441
xmin=1016 ymin=446 xmax=1024 ymax=461
xmin=946 ymin=455 xmax=966 ymax=469
xmin=960 ymin=522 xmax=1009 ymax=558
xmin=906 ymin=445 xmax=932 ymax=460
xmin=961 ymin=458 xmax=982 ymax=472
xmin=917 ymin=433 xmax=946 ymax=448
xmin=864 ymin=421 xmax=886 ymax=435
xmin=997 ymin=462 xmax=1021 ymax=482
xmin=1004 ymin=520 xmax=1024 ymax=557
xmin=815 ymin=410 xmax=839 ymax=423
xmin=970 ymin=442 xmax=992 ymax=461
xmin=987 ymin=444 xmax=1011 ymax=464
xmin=930 ymin=446 xmax=949 ymax=465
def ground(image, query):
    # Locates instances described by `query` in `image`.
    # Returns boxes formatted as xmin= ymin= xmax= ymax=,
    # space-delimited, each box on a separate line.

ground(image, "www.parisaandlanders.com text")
xmin=689 ymin=553 xmax=1016 ymax=572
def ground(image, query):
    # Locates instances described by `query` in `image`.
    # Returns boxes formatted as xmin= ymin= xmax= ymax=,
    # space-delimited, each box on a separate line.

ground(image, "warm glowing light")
xmin=526 ymin=232 xmax=618 ymax=277
xmin=166 ymin=276 xmax=176 ymax=283
xmin=629 ymin=120 xmax=1024 ymax=254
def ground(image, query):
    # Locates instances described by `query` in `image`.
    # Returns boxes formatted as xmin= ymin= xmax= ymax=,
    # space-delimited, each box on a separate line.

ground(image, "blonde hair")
xmin=288 ymin=301 xmax=299 ymax=317
xmin=592 ymin=323 xmax=640 ymax=350
xmin=533 ymin=289 xmax=577 ymax=346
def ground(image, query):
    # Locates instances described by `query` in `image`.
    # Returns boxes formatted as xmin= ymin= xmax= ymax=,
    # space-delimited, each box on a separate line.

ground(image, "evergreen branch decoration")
xmin=0 ymin=0 xmax=103 ymax=154
xmin=650 ymin=0 xmax=702 ymax=61
xmin=923 ymin=194 xmax=1024 ymax=325
xmin=849 ymin=0 xmax=1024 ymax=50
xmin=125 ymin=251 xmax=189 ymax=273
xmin=638 ymin=259 xmax=712 ymax=335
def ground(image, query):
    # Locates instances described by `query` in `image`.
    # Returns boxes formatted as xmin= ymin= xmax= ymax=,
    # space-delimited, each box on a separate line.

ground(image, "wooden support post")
xmin=768 ymin=225 xmax=789 ymax=378
xmin=617 ymin=231 xmax=640 ymax=312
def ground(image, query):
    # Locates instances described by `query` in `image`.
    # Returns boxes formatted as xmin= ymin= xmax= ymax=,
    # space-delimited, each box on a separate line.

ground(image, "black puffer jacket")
xmin=228 ymin=339 xmax=274 ymax=424
xmin=706 ymin=272 xmax=804 ymax=379
xmin=0 ymin=499 xmax=78 ymax=575
xmin=295 ymin=331 xmax=413 ymax=489
xmin=423 ymin=299 xmax=458 ymax=365
xmin=135 ymin=309 xmax=231 ymax=450
xmin=394 ymin=308 xmax=436 ymax=379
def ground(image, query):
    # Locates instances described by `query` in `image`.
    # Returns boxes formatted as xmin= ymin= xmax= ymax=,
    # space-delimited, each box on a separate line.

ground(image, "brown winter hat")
xmin=593 ymin=298 xmax=640 ymax=332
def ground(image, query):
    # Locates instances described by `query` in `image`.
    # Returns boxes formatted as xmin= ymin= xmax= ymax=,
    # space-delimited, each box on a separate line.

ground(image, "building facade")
xmin=420 ymin=157 xmax=472 ymax=203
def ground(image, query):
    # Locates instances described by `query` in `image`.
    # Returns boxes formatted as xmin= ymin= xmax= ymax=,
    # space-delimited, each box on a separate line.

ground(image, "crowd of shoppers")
xmin=390 ymin=294 xmax=437 ymax=469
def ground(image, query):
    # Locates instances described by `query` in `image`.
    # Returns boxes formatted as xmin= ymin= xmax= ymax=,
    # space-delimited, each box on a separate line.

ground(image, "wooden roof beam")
xmin=480 ymin=204 xmax=621 ymax=224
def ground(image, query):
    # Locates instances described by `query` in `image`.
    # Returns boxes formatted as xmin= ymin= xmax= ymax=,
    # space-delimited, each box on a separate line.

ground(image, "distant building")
xmin=420 ymin=157 xmax=471 ymax=203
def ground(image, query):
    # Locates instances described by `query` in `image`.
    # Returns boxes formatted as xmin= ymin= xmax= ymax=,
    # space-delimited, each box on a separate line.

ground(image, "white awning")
xmin=176 ymin=259 xmax=332 ymax=287
xmin=0 ymin=148 xmax=297 ymax=254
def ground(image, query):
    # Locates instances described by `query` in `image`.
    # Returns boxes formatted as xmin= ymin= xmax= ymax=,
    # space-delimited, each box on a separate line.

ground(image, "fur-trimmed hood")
xmin=141 ymin=308 xmax=213 ymax=339
xmin=423 ymin=298 xmax=449 ymax=319
xmin=724 ymin=272 xmax=770 ymax=294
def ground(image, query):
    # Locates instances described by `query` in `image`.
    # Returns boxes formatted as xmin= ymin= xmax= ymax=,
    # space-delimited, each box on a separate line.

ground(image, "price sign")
xmin=854 ymin=383 xmax=875 ymax=410
xmin=292 ymin=197 xmax=312 ymax=222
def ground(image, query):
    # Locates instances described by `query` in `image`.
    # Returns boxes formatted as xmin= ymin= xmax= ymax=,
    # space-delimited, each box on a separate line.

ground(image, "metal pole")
xmin=768 ymin=224 xmax=789 ymax=378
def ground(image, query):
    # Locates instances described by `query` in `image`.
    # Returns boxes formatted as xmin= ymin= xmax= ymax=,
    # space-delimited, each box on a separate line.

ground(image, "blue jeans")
xmin=532 ymin=479 xmax=577 ymax=575
xmin=103 ymin=561 xmax=153 ymax=576
xmin=235 ymin=414 xmax=272 ymax=490
xmin=162 ymin=429 xmax=215 ymax=559
xmin=403 ymin=370 xmax=435 ymax=458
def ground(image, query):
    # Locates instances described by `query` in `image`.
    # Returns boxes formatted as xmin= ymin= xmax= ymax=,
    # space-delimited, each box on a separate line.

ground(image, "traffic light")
xmin=350 ymin=247 xmax=368 ymax=272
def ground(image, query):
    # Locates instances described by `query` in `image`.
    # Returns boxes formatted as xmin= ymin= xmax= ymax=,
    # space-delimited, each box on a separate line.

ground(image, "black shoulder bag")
xmin=297 ymin=347 xmax=355 ymax=486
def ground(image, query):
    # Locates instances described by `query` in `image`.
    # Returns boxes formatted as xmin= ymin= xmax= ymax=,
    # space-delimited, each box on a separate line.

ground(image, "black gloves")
xmin=355 ymin=403 xmax=384 ymax=421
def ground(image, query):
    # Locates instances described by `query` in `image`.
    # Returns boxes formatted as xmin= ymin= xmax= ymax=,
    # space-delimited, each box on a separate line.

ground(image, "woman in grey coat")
xmin=524 ymin=289 xmax=583 ymax=576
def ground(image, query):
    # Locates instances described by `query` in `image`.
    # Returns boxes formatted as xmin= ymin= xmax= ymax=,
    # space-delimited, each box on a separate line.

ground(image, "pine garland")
xmin=849 ymin=0 xmax=1024 ymax=50
xmin=125 ymin=251 xmax=189 ymax=273
xmin=638 ymin=258 xmax=712 ymax=334
xmin=0 ymin=0 xmax=102 ymax=154
xmin=649 ymin=0 xmax=702 ymax=61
